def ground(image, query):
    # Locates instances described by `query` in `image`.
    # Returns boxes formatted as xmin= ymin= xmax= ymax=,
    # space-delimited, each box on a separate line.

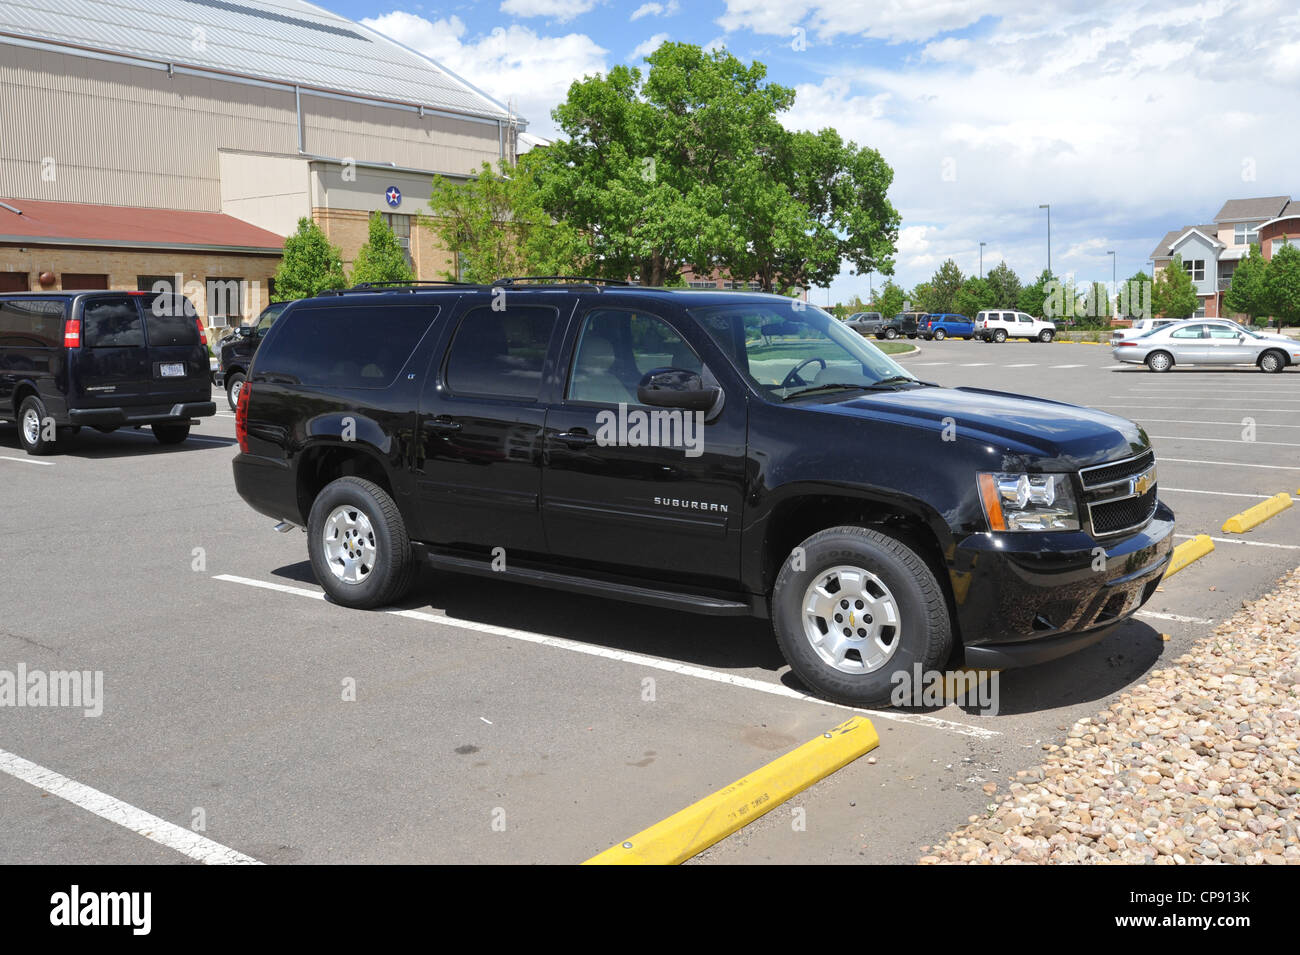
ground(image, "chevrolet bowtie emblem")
xmin=1131 ymin=467 xmax=1155 ymax=497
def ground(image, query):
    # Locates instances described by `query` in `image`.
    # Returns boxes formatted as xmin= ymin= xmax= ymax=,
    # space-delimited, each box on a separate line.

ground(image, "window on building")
xmin=383 ymin=213 xmax=413 ymax=270
xmin=688 ymin=280 xmax=716 ymax=289
xmin=1182 ymin=259 xmax=1205 ymax=282
xmin=61 ymin=273 xmax=109 ymax=290
xmin=1234 ymin=222 xmax=1259 ymax=246
xmin=205 ymin=277 xmax=246 ymax=327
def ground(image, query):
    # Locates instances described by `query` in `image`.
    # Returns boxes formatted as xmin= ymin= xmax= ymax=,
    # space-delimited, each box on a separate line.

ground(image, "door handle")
xmin=428 ymin=416 xmax=461 ymax=432
xmin=554 ymin=429 xmax=597 ymax=448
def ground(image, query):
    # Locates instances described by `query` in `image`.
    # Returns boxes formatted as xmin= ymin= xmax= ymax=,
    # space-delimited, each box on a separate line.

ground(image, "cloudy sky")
xmin=326 ymin=0 xmax=1298 ymax=303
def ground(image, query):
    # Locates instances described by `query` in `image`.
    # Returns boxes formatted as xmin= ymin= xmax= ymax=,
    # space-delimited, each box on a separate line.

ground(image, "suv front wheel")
xmin=226 ymin=372 xmax=245 ymax=411
xmin=308 ymin=476 xmax=415 ymax=609
xmin=771 ymin=526 xmax=952 ymax=706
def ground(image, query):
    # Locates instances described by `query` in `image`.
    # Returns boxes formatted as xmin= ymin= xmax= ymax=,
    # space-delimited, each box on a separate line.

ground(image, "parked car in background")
xmin=844 ymin=311 xmax=885 ymax=336
xmin=878 ymin=312 xmax=924 ymax=340
xmin=920 ymin=313 xmax=975 ymax=340
xmin=216 ymin=301 xmax=288 ymax=409
xmin=976 ymin=310 xmax=1056 ymax=342
xmin=1109 ymin=318 xmax=1178 ymax=346
xmin=1113 ymin=319 xmax=1300 ymax=373
xmin=0 ymin=289 xmax=216 ymax=453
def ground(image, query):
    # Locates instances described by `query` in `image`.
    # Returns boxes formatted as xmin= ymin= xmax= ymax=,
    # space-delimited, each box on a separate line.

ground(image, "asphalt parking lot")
xmin=2 ymin=340 xmax=1297 ymax=865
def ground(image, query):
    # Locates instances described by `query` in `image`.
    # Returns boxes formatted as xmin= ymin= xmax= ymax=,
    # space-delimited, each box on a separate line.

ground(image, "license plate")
xmin=160 ymin=363 xmax=186 ymax=378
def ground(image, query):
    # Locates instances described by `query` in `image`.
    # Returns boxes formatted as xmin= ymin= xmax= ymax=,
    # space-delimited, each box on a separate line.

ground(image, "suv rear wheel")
xmin=883 ymin=327 xmax=898 ymax=340
xmin=226 ymin=372 xmax=246 ymax=411
xmin=933 ymin=328 xmax=946 ymax=341
xmin=153 ymin=422 xmax=191 ymax=445
xmin=992 ymin=328 xmax=1007 ymax=343
xmin=17 ymin=395 xmax=56 ymax=455
xmin=771 ymin=526 xmax=952 ymax=706
xmin=308 ymin=476 xmax=415 ymax=609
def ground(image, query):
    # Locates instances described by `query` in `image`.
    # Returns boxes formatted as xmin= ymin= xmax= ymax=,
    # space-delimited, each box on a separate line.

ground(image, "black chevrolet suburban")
xmin=216 ymin=301 xmax=287 ymax=410
xmin=1 ymin=290 xmax=217 ymax=454
xmin=232 ymin=282 xmax=1174 ymax=705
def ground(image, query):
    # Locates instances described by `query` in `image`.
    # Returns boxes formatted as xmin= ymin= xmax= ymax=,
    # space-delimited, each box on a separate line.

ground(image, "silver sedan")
xmin=1112 ymin=319 xmax=1300 ymax=373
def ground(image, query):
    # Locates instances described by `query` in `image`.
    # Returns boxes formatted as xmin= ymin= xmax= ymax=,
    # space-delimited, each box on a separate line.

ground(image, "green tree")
xmin=985 ymin=261 xmax=1022 ymax=308
xmin=1079 ymin=281 xmax=1112 ymax=327
xmin=529 ymin=42 xmax=898 ymax=289
xmin=425 ymin=158 xmax=583 ymax=284
xmin=953 ymin=277 xmax=995 ymax=317
xmin=875 ymin=279 xmax=905 ymax=317
xmin=927 ymin=259 xmax=965 ymax=314
xmin=349 ymin=212 xmax=414 ymax=286
xmin=1116 ymin=271 xmax=1153 ymax=320
xmin=909 ymin=282 xmax=937 ymax=313
xmin=273 ymin=218 xmax=346 ymax=300
xmin=1262 ymin=241 xmax=1300 ymax=327
xmin=1223 ymin=243 xmax=1270 ymax=324
xmin=1152 ymin=254 xmax=1199 ymax=318
xmin=1017 ymin=269 xmax=1055 ymax=317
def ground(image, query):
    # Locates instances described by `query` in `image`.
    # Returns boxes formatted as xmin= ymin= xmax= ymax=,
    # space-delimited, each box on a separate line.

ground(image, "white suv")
xmin=976 ymin=310 xmax=1055 ymax=343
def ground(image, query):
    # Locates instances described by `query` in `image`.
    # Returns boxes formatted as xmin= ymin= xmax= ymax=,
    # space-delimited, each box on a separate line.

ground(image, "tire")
xmin=1146 ymin=350 xmax=1173 ymax=373
xmin=933 ymin=329 xmax=946 ymax=341
xmin=1038 ymin=329 xmax=1054 ymax=343
xmin=1259 ymin=350 xmax=1286 ymax=374
xmin=307 ymin=476 xmax=415 ymax=610
xmin=771 ymin=526 xmax=952 ymax=706
xmin=16 ymin=395 xmax=57 ymax=455
xmin=153 ymin=422 xmax=191 ymax=445
xmin=226 ymin=372 xmax=245 ymax=412
xmin=884 ymin=328 xmax=898 ymax=340
xmin=993 ymin=329 xmax=1007 ymax=343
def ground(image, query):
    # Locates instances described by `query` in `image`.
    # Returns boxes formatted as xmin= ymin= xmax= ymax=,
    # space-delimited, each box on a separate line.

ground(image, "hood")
xmin=818 ymin=386 xmax=1147 ymax=468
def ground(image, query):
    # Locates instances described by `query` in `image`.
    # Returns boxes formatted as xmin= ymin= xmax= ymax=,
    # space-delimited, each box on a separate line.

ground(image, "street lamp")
xmin=1107 ymin=251 xmax=1116 ymax=322
xmin=1039 ymin=204 xmax=1051 ymax=274
xmin=979 ymin=241 xmax=986 ymax=279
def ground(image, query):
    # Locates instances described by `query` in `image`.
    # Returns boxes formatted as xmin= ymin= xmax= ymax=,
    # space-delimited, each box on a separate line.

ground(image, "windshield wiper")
xmin=781 ymin=383 xmax=872 ymax=401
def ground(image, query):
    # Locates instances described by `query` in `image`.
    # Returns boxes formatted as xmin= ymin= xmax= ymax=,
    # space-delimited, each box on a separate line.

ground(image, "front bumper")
xmin=951 ymin=502 xmax=1175 ymax=668
xmin=69 ymin=401 xmax=217 ymax=426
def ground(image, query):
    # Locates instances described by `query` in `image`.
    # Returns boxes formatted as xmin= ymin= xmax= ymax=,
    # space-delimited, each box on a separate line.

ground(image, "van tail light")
xmin=195 ymin=318 xmax=208 ymax=346
xmin=63 ymin=319 xmax=81 ymax=348
xmin=235 ymin=381 xmax=251 ymax=453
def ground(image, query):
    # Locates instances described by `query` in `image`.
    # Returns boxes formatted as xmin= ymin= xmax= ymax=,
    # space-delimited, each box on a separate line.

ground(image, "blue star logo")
xmin=385 ymin=186 xmax=401 ymax=208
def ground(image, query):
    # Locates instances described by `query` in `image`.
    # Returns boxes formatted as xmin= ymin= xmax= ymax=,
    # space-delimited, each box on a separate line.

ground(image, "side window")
xmin=1206 ymin=324 xmax=1238 ymax=339
xmin=567 ymin=308 xmax=703 ymax=405
xmin=1170 ymin=324 xmax=1205 ymax=339
xmin=444 ymin=305 xmax=558 ymax=400
xmin=256 ymin=304 xmax=284 ymax=334
xmin=142 ymin=294 xmax=200 ymax=346
xmin=256 ymin=304 xmax=437 ymax=387
xmin=83 ymin=297 xmax=144 ymax=347
xmin=0 ymin=299 xmax=63 ymax=347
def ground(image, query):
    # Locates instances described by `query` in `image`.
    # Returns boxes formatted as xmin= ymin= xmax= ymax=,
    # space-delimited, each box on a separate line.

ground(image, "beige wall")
xmin=312 ymin=206 xmax=454 ymax=281
xmin=219 ymin=152 xmax=312 ymax=236
xmin=0 ymin=43 xmax=504 ymax=212
xmin=0 ymin=246 xmax=279 ymax=327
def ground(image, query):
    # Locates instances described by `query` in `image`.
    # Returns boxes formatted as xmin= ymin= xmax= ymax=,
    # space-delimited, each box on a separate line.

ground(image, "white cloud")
xmin=630 ymin=32 xmax=670 ymax=60
xmin=499 ymin=0 xmax=598 ymax=23
xmin=361 ymin=12 xmax=608 ymax=139
xmin=631 ymin=1 xmax=679 ymax=20
xmin=920 ymin=38 xmax=969 ymax=62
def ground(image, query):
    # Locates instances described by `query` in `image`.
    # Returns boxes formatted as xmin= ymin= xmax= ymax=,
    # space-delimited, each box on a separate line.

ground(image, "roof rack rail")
xmin=322 ymin=280 xmax=482 ymax=296
xmin=491 ymin=276 xmax=629 ymax=288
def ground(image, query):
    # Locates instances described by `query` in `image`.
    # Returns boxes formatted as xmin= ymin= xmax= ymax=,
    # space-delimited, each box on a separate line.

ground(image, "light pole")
xmin=1107 ymin=250 xmax=1116 ymax=321
xmin=1039 ymin=204 xmax=1051 ymax=275
xmin=979 ymin=241 xmax=986 ymax=279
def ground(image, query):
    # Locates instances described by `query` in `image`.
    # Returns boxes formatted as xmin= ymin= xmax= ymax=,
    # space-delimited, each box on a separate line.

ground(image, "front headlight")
xmin=977 ymin=472 xmax=1080 ymax=531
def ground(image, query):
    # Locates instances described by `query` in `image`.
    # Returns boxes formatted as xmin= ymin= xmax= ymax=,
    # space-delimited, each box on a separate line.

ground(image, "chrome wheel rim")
xmin=1262 ymin=354 xmax=1279 ymax=372
xmin=229 ymin=378 xmax=243 ymax=404
xmin=802 ymin=565 xmax=902 ymax=674
xmin=322 ymin=505 xmax=377 ymax=584
xmin=21 ymin=407 xmax=41 ymax=445
xmin=1150 ymin=353 xmax=1170 ymax=371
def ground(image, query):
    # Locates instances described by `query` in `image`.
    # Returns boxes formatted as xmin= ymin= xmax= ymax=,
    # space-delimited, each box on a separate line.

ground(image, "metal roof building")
xmin=0 ymin=0 xmax=521 ymax=317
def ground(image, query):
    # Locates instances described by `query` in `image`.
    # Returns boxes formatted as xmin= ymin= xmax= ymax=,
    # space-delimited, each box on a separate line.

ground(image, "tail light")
xmin=1117 ymin=341 xmax=1137 ymax=348
xmin=63 ymin=319 xmax=81 ymax=348
xmin=235 ymin=381 xmax=251 ymax=453
xmin=195 ymin=318 xmax=208 ymax=346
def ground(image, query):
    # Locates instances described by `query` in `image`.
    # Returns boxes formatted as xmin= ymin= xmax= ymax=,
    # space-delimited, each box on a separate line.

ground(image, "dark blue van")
xmin=0 ymin=290 xmax=216 ymax=454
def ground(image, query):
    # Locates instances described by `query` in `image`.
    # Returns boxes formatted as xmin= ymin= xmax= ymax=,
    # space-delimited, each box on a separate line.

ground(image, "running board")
xmin=420 ymin=550 xmax=762 ymax=617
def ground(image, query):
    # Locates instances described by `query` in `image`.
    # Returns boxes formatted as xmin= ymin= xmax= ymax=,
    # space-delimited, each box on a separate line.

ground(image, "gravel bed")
xmin=920 ymin=567 xmax=1300 ymax=864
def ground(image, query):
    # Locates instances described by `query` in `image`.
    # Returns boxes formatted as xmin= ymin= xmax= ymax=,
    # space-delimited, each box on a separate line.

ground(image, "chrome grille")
xmin=1079 ymin=450 xmax=1159 ymax=537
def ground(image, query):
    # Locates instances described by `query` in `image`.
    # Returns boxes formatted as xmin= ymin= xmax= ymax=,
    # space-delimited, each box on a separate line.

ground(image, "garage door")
xmin=61 ymin=273 xmax=109 ymax=290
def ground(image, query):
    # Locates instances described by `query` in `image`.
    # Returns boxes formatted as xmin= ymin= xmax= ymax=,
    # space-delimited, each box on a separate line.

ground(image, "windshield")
xmin=688 ymin=300 xmax=918 ymax=401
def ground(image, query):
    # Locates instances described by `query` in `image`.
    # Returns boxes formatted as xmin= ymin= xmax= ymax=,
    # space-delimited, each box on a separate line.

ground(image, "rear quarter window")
xmin=83 ymin=297 xmax=144 ymax=347
xmin=254 ymin=303 xmax=438 ymax=388
xmin=0 ymin=299 xmax=64 ymax=347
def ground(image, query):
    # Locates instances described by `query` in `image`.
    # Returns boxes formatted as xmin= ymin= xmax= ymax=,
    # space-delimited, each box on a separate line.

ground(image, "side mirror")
xmin=237 ymin=325 xmax=255 ymax=339
xmin=637 ymin=367 xmax=722 ymax=414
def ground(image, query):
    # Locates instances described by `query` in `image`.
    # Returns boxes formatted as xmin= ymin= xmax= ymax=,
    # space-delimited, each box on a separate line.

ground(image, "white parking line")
xmin=1050 ymin=364 xmax=1085 ymax=369
xmin=1004 ymin=363 xmax=1038 ymax=368
xmin=1175 ymin=534 xmax=1300 ymax=550
xmin=0 ymin=456 xmax=53 ymax=466
xmin=959 ymin=363 xmax=991 ymax=367
xmin=1163 ymin=487 xmax=1300 ymax=502
xmin=1136 ymin=610 xmax=1214 ymax=625
xmin=910 ymin=362 xmax=949 ymax=366
xmin=213 ymin=574 xmax=1001 ymax=740
xmin=1096 ymin=416 xmax=1300 ymax=430
xmin=1160 ymin=457 xmax=1300 ymax=471
xmin=1102 ymin=404 xmax=1300 ymax=415
xmin=0 ymin=746 xmax=262 ymax=865
xmin=1129 ymin=395 xmax=1300 ymax=403
xmin=1149 ymin=434 xmax=1300 ymax=448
